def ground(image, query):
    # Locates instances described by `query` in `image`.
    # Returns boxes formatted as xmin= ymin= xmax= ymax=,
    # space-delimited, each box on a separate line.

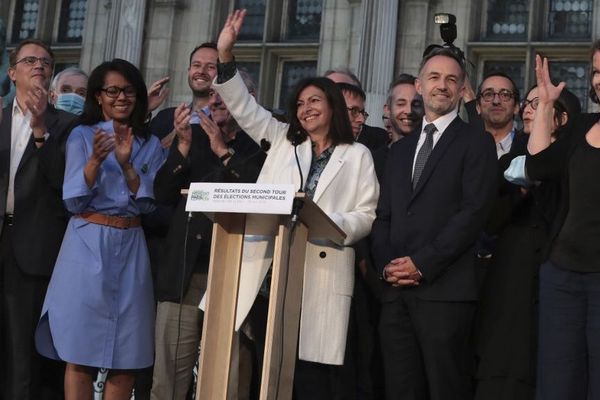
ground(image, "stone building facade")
xmin=2 ymin=0 xmax=599 ymax=125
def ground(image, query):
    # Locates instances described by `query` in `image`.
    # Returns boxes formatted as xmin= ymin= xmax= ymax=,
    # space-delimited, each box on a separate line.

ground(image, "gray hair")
xmin=324 ymin=67 xmax=362 ymax=89
xmin=50 ymin=67 xmax=89 ymax=92
xmin=238 ymin=68 xmax=257 ymax=96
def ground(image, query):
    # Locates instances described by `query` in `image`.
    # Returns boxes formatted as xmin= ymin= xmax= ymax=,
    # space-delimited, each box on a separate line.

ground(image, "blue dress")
xmin=35 ymin=120 xmax=165 ymax=369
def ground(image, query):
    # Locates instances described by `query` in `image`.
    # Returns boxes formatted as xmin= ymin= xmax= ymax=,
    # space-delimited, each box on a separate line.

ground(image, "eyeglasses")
xmin=347 ymin=107 xmax=369 ymax=120
xmin=521 ymin=97 xmax=540 ymax=110
xmin=100 ymin=86 xmax=137 ymax=98
xmin=15 ymin=56 xmax=53 ymax=68
xmin=479 ymin=89 xmax=515 ymax=103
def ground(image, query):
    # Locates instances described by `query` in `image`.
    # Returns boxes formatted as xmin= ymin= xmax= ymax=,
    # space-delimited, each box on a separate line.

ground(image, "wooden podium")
xmin=193 ymin=192 xmax=346 ymax=400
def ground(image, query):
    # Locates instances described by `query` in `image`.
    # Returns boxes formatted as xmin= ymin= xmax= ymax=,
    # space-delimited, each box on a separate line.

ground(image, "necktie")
xmin=412 ymin=123 xmax=436 ymax=189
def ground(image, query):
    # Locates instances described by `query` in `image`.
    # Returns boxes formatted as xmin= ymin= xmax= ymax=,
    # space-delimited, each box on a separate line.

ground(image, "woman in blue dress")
xmin=35 ymin=59 xmax=164 ymax=400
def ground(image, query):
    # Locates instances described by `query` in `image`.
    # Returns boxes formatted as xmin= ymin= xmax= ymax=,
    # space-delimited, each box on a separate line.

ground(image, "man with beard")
xmin=150 ymin=51 xmax=265 ymax=398
xmin=0 ymin=39 xmax=76 ymax=400
xmin=371 ymin=47 xmax=497 ymax=400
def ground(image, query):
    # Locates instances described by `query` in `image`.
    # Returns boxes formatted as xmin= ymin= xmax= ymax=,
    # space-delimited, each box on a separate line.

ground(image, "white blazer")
xmin=210 ymin=71 xmax=379 ymax=365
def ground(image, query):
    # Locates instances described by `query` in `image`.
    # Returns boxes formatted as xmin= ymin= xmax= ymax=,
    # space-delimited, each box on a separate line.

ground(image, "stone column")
xmin=110 ymin=0 xmax=147 ymax=65
xmin=80 ymin=0 xmax=146 ymax=70
xmin=356 ymin=0 xmax=399 ymax=128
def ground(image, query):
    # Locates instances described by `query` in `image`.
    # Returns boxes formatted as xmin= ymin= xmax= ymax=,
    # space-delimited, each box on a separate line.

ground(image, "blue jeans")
xmin=537 ymin=261 xmax=600 ymax=400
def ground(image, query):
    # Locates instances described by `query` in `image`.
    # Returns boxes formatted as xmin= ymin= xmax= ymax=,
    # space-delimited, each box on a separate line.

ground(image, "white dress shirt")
xmin=496 ymin=128 xmax=515 ymax=159
xmin=7 ymin=101 xmax=33 ymax=214
xmin=412 ymin=109 xmax=459 ymax=177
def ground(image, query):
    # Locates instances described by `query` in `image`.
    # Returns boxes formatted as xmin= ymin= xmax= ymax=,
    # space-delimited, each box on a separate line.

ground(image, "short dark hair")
xmin=287 ymin=77 xmax=355 ymax=146
xmin=189 ymin=42 xmax=217 ymax=66
xmin=520 ymin=84 xmax=581 ymax=134
xmin=9 ymin=39 xmax=54 ymax=67
xmin=79 ymin=59 xmax=149 ymax=137
xmin=386 ymin=73 xmax=416 ymax=105
xmin=589 ymin=39 xmax=600 ymax=105
xmin=476 ymin=72 xmax=520 ymax=104
xmin=419 ymin=46 xmax=466 ymax=82
xmin=336 ymin=82 xmax=366 ymax=101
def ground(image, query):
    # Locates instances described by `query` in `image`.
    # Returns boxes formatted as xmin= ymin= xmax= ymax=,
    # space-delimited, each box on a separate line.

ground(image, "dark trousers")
xmin=293 ymin=359 xmax=341 ymax=400
xmin=0 ymin=224 xmax=62 ymax=400
xmin=537 ymin=261 xmax=600 ymax=400
xmin=379 ymin=291 xmax=475 ymax=400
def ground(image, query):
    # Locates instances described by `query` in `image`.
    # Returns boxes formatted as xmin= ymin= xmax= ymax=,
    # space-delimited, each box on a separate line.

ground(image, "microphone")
xmin=291 ymin=132 xmax=305 ymax=224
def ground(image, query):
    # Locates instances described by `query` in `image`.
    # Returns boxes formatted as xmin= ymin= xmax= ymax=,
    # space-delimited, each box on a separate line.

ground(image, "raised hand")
xmin=147 ymin=76 xmax=170 ymax=113
xmin=217 ymin=9 xmax=247 ymax=62
xmin=199 ymin=111 xmax=228 ymax=156
xmin=535 ymin=54 xmax=565 ymax=105
xmin=174 ymin=103 xmax=192 ymax=157
xmin=25 ymin=81 xmax=49 ymax=136
xmin=91 ymin=128 xmax=116 ymax=164
xmin=113 ymin=123 xmax=133 ymax=166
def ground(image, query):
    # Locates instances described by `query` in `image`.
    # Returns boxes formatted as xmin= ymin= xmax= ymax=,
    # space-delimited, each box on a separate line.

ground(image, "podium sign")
xmin=185 ymin=182 xmax=295 ymax=214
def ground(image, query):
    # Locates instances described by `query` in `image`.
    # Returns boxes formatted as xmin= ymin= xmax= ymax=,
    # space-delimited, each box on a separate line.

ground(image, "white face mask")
xmin=55 ymin=93 xmax=85 ymax=115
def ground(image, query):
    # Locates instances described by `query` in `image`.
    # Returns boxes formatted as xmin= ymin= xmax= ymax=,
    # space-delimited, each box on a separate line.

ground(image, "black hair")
xmin=79 ymin=59 xmax=149 ymax=137
xmin=336 ymin=82 xmax=366 ymax=101
xmin=9 ymin=38 xmax=54 ymax=67
xmin=589 ymin=39 xmax=600 ymax=105
xmin=286 ymin=77 xmax=355 ymax=146
xmin=477 ymin=71 xmax=520 ymax=104
xmin=520 ymin=84 xmax=581 ymax=136
xmin=189 ymin=42 xmax=217 ymax=66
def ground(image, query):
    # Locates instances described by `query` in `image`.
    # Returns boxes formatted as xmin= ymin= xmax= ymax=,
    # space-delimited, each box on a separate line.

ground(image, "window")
xmin=6 ymin=0 xmax=87 ymax=68
xmin=57 ymin=0 xmax=87 ymax=43
xmin=482 ymin=61 xmax=526 ymax=98
xmin=485 ymin=0 xmax=528 ymax=40
xmin=231 ymin=0 xmax=321 ymax=108
xmin=11 ymin=0 xmax=40 ymax=42
xmin=286 ymin=0 xmax=322 ymax=41
xmin=547 ymin=0 xmax=593 ymax=40
xmin=238 ymin=0 xmax=266 ymax=41
xmin=550 ymin=62 xmax=589 ymax=107
xmin=279 ymin=61 xmax=317 ymax=109
xmin=470 ymin=0 xmax=593 ymax=110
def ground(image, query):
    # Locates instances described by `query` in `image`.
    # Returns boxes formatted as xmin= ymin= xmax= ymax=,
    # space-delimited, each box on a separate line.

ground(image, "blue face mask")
xmin=56 ymin=93 xmax=85 ymax=115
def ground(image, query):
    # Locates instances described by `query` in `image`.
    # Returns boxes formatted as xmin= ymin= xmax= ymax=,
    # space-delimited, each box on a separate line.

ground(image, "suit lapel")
xmin=0 ymin=104 xmax=13 ymax=216
xmin=312 ymin=145 xmax=347 ymax=203
xmin=410 ymin=116 xmax=461 ymax=201
xmin=17 ymin=105 xmax=60 ymax=174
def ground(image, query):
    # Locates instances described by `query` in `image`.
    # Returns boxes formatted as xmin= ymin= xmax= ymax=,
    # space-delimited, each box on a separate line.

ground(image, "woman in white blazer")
xmin=212 ymin=9 xmax=379 ymax=398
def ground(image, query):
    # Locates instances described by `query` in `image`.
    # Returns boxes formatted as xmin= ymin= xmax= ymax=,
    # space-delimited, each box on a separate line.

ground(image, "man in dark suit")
xmin=371 ymin=47 xmax=497 ymax=400
xmin=0 ymin=39 xmax=76 ymax=399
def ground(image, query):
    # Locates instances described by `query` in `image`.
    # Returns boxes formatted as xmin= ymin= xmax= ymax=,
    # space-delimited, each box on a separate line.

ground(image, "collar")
xmin=12 ymin=98 xmax=30 ymax=118
xmin=421 ymin=108 xmax=458 ymax=135
xmin=497 ymin=127 xmax=516 ymax=152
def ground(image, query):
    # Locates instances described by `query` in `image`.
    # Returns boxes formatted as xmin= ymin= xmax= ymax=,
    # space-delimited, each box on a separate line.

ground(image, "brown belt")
xmin=78 ymin=212 xmax=141 ymax=229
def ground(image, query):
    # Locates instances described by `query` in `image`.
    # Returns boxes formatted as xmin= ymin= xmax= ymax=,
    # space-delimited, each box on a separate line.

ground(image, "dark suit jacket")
xmin=371 ymin=116 xmax=497 ymax=302
xmin=152 ymin=108 xmax=266 ymax=302
xmin=357 ymin=124 xmax=388 ymax=153
xmin=0 ymin=103 xmax=77 ymax=276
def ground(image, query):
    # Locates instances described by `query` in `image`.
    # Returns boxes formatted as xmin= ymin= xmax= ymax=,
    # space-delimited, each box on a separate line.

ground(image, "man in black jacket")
xmin=150 ymin=43 xmax=265 ymax=398
xmin=0 ymin=39 xmax=76 ymax=400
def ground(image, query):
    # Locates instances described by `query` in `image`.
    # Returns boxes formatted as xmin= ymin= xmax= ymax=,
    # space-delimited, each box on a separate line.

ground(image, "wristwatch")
xmin=220 ymin=147 xmax=235 ymax=162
